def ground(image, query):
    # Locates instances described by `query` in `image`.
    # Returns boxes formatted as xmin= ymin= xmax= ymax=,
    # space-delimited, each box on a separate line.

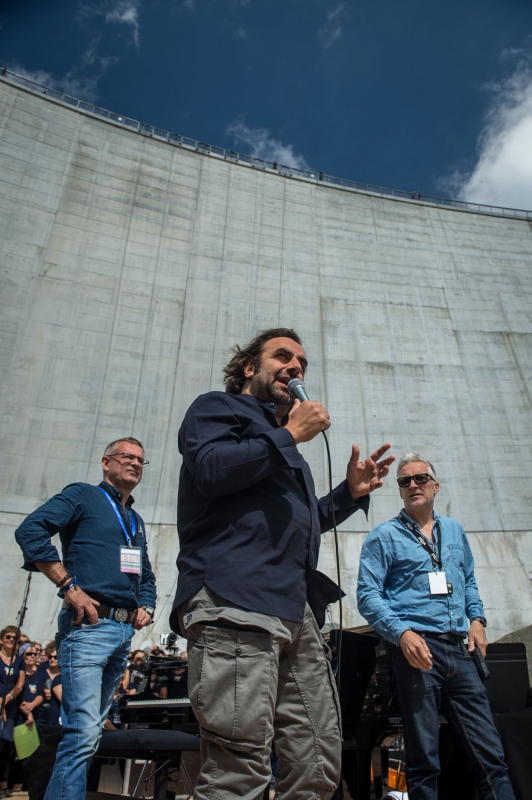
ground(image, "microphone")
xmin=287 ymin=378 xmax=310 ymax=403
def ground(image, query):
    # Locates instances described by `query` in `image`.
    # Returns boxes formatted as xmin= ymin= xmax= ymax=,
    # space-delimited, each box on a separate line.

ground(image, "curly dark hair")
xmin=223 ymin=328 xmax=302 ymax=395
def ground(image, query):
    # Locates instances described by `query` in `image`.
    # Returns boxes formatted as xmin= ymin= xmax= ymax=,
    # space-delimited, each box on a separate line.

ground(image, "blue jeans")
xmin=44 ymin=609 xmax=134 ymax=800
xmin=391 ymin=638 xmax=515 ymax=800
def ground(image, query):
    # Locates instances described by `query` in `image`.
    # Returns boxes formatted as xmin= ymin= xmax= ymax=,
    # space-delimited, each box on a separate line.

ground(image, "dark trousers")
xmin=391 ymin=638 xmax=515 ymax=800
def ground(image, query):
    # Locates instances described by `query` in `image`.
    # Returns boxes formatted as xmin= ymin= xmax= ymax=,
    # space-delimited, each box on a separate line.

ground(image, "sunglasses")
xmin=49 ymin=655 xmax=58 ymax=660
xmin=397 ymin=473 xmax=435 ymax=489
xmin=24 ymin=652 xmax=37 ymax=657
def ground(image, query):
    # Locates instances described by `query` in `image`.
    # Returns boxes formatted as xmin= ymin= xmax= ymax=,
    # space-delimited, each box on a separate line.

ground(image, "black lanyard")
xmin=400 ymin=511 xmax=442 ymax=570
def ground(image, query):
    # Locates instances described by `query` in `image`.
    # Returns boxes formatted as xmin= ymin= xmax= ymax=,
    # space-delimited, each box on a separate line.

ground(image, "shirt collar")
xmin=99 ymin=480 xmax=135 ymax=508
xmin=251 ymin=396 xmax=288 ymax=426
xmin=399 ymin=508 xmax=440 ymax=530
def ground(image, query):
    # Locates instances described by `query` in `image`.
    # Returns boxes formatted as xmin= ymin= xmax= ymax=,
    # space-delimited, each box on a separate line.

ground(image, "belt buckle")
xmin=114 ymin=608 xmax=129 ymax=623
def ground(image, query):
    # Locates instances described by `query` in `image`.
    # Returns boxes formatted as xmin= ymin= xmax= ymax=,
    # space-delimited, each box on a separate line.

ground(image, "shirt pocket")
xmin=446 ymin=544 xmax=465 ymax=570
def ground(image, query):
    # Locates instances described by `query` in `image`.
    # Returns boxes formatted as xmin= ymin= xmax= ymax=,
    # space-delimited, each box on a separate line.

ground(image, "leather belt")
xmin=62 ymin=601 xmax=136 ymax=623
xmin=416 ymin=631 xmax=465 ymax=645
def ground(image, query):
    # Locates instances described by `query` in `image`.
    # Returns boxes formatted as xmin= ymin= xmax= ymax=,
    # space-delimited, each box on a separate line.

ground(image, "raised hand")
xmin=346 ymin=443 xmax=395 ymax=499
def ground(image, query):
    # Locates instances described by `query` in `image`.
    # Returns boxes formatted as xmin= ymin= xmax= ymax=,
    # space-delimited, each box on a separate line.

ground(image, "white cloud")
xmin=226 ymin=120 xmax=310 ymax=170
xmin=445 ymin=59 xmax=532 ymax=211
xmin=319 ymin=2 xmax=345 ymax=49
xmin=79 ymin=0 xmax=141 ymax=46
xmin=10 ymin=65 xmax=100 ymax=104
xmin=105 ymin=0 xmax=141 ymax=46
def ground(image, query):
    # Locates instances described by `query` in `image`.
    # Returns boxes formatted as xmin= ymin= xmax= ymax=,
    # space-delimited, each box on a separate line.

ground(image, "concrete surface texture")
xmin=1 ymin=76 xmax=532 ymax=648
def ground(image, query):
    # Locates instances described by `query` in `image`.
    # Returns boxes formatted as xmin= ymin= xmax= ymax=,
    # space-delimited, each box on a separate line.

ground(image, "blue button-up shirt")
xmin=171 ymin=391 xmax=369 ymax=627
xmin=15 ymin=481 xmax=156 ymax=610
xmin=357 ymin=510 xmax=485 ymax=646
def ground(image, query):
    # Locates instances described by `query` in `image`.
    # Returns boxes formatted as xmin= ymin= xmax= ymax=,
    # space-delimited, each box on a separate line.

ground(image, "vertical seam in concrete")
xmin=85 ymin=133 xmax=143 ymax=480
xmin=131 ymin=140 xmax=171 ymax=430
xmin=209 ymin=161 xmax=231 ymax=388
xmin=278 ymin=177 xmax=286 ymax=326
xmin=247 ymin=170 xmax=264 ymax=338
xmin=151 ymin=150 xmax=202 ymax=523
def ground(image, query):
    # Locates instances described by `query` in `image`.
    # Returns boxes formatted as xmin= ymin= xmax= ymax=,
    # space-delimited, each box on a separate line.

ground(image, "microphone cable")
xmin=321 ymin=431 xmax=343 ymax=694
xmin=287 ymin=379 xmax=344 ymax=693
xmin=287 ymin=378 xmax=345 ymax=798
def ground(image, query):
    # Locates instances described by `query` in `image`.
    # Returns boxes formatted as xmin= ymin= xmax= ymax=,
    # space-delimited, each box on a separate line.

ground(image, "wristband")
xmin=56 ymin=574 xmax=72 ymax=589
xmin=64 ymin=576 xmax=78 ymax=593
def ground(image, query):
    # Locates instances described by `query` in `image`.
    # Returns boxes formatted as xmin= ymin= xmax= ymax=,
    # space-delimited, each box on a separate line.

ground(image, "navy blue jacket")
xmin=170 ymin=391 xmax=369 ymax=628
xmin=15 ymin=482 xmax=156 ymax=610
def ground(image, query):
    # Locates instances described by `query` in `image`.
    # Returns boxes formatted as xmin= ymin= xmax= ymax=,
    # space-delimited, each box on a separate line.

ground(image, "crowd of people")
xmin=0 ymin=627 xmax=60 ymax=795
xmin=0 ymin=627 xmax=188 ymax=796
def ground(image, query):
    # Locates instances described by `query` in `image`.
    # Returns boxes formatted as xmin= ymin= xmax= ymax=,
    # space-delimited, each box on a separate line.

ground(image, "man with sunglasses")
xmin=357 ymin=453 xmax=515 ymax=800
xmin=14 ymin=437 xmax=156 ymax=800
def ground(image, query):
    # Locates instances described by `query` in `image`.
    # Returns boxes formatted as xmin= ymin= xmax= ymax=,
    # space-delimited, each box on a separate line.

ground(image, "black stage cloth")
xmin=494 ymin=708 xmax=532 ymax=800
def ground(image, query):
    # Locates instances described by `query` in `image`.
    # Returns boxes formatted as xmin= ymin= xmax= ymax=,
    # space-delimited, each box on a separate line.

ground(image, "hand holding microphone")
xmin=284 ymin=378 xmax=331 ymax=444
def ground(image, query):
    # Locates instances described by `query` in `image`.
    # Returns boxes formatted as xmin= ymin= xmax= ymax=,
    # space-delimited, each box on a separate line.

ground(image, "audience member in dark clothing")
xmin=35 ymin=643 xmax=60 ymax=728
xmin=48 ymin=675 xmax=62 ymax=727
xmin=0 ymin=626 xmax=26 ymax=793
xmin=16 ymin=644 xmax=44 ymax=727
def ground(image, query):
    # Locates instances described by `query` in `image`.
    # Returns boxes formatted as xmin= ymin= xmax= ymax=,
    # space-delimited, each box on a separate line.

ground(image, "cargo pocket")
xmin=187 ymin=615 xmax=273 ymax=749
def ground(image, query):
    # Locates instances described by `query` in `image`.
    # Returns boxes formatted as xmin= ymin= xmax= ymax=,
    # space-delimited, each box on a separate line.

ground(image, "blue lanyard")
xmin=100 ymin=488 xmax=137 ymax=547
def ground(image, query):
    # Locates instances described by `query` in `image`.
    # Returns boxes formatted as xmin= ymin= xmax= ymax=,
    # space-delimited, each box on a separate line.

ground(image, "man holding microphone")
xmin=171 ymin=327 xmax=394 ymax=800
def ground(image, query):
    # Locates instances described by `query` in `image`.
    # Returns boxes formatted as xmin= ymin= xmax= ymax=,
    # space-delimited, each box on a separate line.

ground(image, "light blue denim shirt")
xmin=357 ymin=510 xmax=485 ymax=646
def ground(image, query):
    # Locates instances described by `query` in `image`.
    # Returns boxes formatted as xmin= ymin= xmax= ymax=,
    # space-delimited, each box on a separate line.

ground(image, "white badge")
xmin=429 ymin=571 xmax=448 ymax=595
xmin=120 ymin=546 xmax=142 ymax=575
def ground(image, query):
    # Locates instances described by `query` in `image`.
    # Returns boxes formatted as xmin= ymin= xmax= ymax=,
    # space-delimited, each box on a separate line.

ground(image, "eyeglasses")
xmin=24 ymin=652 xmax=37 ymax=657
xmin=48 ymin=655 xmax=58 ymax=660
xmin=397 ymin=473 xmax=435 ymax=489
xmin=107 ymin=453 xmax=149 ymax=466
xmin=3 ymin=635 xmax=16 ymax=641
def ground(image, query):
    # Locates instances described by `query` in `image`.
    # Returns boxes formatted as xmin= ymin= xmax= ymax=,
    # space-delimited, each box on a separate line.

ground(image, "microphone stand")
xmin=0 ymin=572 xmax=33 ymax=721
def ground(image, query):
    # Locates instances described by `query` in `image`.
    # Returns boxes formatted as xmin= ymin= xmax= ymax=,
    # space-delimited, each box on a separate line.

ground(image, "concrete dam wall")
xmin=1 ymin=76 xmax=532 ymax=645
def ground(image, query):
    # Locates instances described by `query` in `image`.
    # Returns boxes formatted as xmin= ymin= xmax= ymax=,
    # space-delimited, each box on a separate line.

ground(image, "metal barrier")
xmin=2 ymin=67 xmax=532 ymax=221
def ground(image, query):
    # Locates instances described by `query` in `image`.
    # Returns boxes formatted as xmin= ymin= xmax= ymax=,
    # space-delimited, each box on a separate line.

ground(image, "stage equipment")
xmin=484 ymin=643 xmax=531 ymax=713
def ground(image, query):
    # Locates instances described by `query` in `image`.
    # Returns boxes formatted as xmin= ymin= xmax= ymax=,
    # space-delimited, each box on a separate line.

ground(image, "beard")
xmin=249 ymin=370 xmax=294 ymax=408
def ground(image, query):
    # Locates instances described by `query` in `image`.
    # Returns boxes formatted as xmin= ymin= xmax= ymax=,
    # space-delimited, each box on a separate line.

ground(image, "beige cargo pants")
xmin=180 ymin=586 xmax=342 ymax=800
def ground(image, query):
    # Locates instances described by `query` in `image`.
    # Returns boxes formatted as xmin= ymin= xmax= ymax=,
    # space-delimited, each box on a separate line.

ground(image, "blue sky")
xmin=2 ymin=0 xmax=532 ymax=209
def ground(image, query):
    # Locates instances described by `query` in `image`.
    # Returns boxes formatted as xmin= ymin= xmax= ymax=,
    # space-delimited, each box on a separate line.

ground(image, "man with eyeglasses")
xmin=14 ymin=437 xmax=156 ymax=800
xmin=357 ymin=453 xmax=515 ymax=800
